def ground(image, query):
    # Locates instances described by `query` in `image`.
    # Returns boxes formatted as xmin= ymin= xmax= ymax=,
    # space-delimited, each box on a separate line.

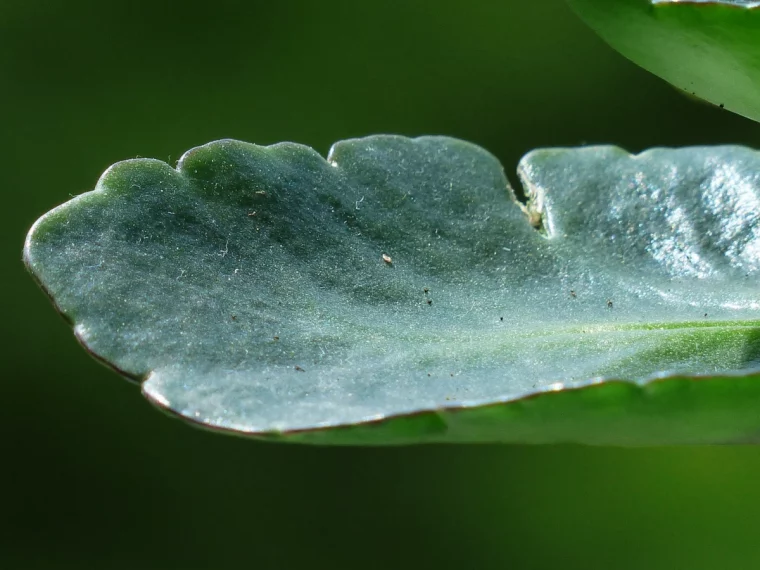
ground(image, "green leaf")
xmin=24 ymin=136 xmax=760 ymax=445
xmin=567 ymin=0 xmax=760 ymax=123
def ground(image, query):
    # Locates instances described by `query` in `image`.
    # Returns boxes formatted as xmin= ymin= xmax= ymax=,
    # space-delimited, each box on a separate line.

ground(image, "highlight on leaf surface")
xmin=24 ymin=136 xmax=760 ymax=445
xmin=567 ymin=0 xmax=760 ymax=123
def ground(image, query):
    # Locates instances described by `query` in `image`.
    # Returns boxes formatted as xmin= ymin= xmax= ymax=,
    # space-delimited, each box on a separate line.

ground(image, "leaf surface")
xmin=24 ymin=136 xmax=760 ymax=444
xmin=567 ymin=0 xmax=760 ymax=123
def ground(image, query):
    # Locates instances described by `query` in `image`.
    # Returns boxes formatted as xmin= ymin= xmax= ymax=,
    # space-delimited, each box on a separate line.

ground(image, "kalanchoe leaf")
xmin=567 ymin=0 xmax=760 ymax=123
xmin=24 ymin=136 xmax=760 ymax=445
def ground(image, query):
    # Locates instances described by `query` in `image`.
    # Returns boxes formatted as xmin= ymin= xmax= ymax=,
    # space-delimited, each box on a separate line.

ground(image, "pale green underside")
xmin=568 ymin=0 xmax=760 ymax=123
xmin=24 ymin=136 xmax=760 ymax=444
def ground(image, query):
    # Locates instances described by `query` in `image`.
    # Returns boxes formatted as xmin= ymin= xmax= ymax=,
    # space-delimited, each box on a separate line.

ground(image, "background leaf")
xmin=25 ymin=137 xmax=760 ymax=444
xmin=568 ymin=0 xmax=760 ymax=123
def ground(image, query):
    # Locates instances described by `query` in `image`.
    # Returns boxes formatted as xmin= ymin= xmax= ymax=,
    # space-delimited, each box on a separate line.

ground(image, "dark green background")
xmin=4 ymin=1 xmax=760 ymax=568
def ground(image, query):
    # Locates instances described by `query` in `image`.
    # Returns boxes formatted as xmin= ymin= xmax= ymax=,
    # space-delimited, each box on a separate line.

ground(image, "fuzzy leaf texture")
xmin=24 ymin=136 xmax=760 ymax=444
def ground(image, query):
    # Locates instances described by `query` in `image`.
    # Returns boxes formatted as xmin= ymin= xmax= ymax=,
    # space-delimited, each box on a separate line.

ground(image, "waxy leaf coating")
xmin=24 ymin=136 xmax=760 ymax=444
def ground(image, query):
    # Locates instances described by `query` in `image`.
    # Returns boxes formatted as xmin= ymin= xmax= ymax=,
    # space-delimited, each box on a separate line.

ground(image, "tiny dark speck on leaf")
xmin=570 ymin=290 xmax=576 ymax=298
xmin=427 ymin=373 xmax=431 ymax=377
xmin=427 ymin=299 xmax=432 ymax=305
xmin=500 ymin=316 xmax=504 ymax=321
xmin=719 ymin=103 xmax=725 ymax=109
xmin=231 ymin=315 xmax=237 ymax=321
xmin=607 ymin=299 xmax=613 ymax=309
xmin=273 ymin=335 xmax=280 ymax=341
xmin=423 ymin=287 xmax=429 ymax=294
xmin=295 ymin=365 xmax=305 ymax=372
xmin=704 ymin=313 xmax=708 ymax=318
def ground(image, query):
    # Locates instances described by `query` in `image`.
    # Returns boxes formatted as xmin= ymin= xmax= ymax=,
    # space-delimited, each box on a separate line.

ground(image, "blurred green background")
xmin=4 ymin=1 xmax=760 ymax=568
